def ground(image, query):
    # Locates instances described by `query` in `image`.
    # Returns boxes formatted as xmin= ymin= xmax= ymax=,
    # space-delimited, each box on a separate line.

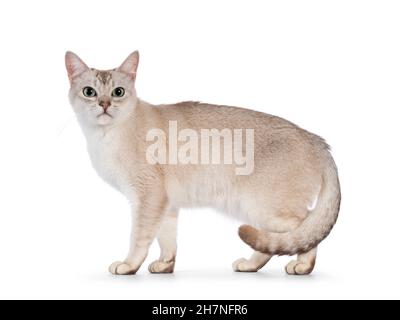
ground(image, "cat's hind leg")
xmin=233 ymin=251 xmax=272 ymax=272
xmin=148 ymin=211 xmax=178 ymax=274
xmin=234 ymin=212 xmax=304 ymax=273
xmin=285 ymin=247 xmax=317 ymax=275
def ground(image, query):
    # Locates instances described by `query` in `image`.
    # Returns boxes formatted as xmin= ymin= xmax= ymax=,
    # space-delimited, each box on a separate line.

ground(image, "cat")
xmin=65 ymin=51 xmax=340 ymax=276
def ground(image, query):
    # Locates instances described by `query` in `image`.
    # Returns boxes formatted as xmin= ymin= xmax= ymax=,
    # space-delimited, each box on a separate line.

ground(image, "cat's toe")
xmin=148 ymin=260 xmax=175 ymax=274
xmin=285 ymin=260 xmax=313 ymax=275
xmin=232 ymin=258 xmax=247 ymax=271
xmin=109 ymin=261 xmax=137 ymax=275
xmin=232 ymin=258 xmax=259 ymax=272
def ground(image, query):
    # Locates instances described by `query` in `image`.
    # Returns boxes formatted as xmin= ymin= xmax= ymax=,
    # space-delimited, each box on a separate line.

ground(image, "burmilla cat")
xmin=65 ymin=51 xmax=340 ymax=276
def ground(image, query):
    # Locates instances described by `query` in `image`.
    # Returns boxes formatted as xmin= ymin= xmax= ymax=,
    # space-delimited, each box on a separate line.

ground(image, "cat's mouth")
xmin=97 ymin=112 xmax=113 ymax=118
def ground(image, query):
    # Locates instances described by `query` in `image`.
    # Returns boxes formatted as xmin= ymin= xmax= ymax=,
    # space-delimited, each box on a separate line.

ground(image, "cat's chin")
xmin=96 ymin=114 xmax=113 ymax=125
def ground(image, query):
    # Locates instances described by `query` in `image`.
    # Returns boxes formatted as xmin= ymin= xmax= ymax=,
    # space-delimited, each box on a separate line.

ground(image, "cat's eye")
xmin=112 ymin=87 xmax=125 ymax=98
xmin=82 ymin=86 xmax=97 ymax=98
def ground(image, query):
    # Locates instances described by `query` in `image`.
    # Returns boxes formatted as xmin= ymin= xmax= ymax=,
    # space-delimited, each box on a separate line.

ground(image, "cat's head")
xmin=65 ymin=51 xmax=139 ymax=127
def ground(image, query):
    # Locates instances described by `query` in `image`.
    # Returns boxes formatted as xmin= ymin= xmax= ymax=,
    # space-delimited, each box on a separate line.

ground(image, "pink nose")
xmin=99 ymin=98 xmax=111 ymax=111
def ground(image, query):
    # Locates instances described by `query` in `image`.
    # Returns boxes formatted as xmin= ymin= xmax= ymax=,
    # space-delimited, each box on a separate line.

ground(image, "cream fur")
xmin=65 ymin=51 xmax=341 ymax=275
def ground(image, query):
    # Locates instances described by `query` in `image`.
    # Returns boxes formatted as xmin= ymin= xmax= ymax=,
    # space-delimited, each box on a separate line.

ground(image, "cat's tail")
xmin=238 ymin=157 xmax=341 ymax=256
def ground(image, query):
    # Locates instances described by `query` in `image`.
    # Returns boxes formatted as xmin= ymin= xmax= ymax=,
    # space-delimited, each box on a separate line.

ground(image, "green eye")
xmin=83 ymin=87 xmax=97 ymax=98
xmin=112 ymin=87 xmax=125 ymax=97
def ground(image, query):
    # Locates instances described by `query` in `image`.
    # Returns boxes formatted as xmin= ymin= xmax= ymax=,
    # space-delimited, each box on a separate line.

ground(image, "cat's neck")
xmin=81 ymin=120 xmax=123 ymax=141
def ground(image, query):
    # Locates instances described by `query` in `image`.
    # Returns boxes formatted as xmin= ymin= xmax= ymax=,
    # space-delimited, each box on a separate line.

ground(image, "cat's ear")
xmin=118 ymin=51 xmax=139 ymax=78
xmin=65 ymin=51 xmax=89 ymax=83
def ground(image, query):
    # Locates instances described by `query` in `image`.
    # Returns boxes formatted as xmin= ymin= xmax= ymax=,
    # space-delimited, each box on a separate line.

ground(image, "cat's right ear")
xmin=118 ymin=51 xmax=139 ymax=79
xmin=65 ymin=51 xmax=89 ymax=83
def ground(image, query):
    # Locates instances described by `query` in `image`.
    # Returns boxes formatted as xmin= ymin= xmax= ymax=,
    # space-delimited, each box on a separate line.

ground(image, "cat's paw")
xmin=148 ymin=260 xmax=175 ymax=274
xmin=232 ymin=258 xmax=259 ymax=272
xmin=285 ymin=260 xmax=313 ymax=275
xmin=109 ymin=261 xmax=137 ymax=275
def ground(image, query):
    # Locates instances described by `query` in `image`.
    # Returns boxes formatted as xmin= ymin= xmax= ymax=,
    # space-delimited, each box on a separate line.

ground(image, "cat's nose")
xmin=99 ymin=97 xmax=111 ymax=111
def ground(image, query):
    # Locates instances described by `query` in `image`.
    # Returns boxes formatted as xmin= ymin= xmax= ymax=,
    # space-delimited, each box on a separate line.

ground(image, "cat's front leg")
xmin=148 ymin=210 xmax=179 ymax=274
xmin=109 ymin=190 xmax=167 ymax=275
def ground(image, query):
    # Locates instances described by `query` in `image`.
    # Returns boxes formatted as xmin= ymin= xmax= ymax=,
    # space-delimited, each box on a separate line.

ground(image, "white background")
xmin=0 ymin=0 xmax=399 ymax=300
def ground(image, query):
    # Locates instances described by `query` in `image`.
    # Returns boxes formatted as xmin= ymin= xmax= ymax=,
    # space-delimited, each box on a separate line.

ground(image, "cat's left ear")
xmin=118 ymin=51 xmax=139 ymax=79
xmin=65 ymin=51 xmax=89 ymax=83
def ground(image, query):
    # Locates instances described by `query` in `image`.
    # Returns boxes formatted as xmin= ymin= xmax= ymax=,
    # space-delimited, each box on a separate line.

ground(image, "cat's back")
xmin=156 ymin=101 xmax=329 ymax=151
xmin=158 ymin=101 xmax=277 ymax=128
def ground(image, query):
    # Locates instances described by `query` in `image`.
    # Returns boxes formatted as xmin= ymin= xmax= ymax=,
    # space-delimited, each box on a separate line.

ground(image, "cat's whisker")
xmin=56 ymin=115 xmax=77 ymax=137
